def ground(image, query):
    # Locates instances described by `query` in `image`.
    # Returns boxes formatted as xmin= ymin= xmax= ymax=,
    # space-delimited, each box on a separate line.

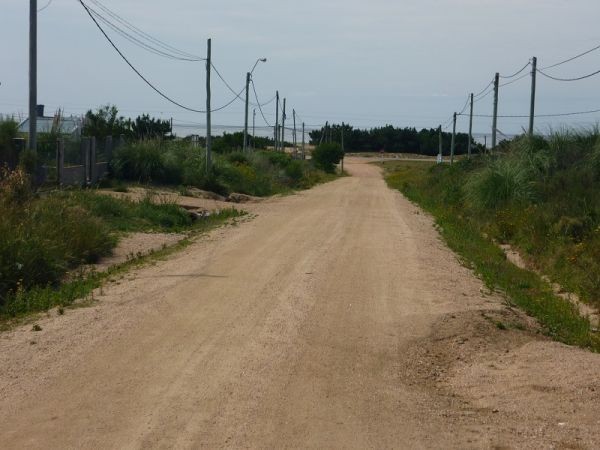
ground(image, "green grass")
xmin=0 ymin=167 xmax=243 ymax=320
xmin=0 ymin=208 xmax=242 ymax=325
xmin=111 ymin=140 xmax=340 ymax=197
xmin=384 ymin=159 xmax=600 ymax=351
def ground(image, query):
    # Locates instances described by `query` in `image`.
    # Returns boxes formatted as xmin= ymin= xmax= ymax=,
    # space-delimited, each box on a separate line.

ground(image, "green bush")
xmin=464 ymin=158 xmax=536 ymax=210
xmin=312 ymin=143 xmax=344 ymax=173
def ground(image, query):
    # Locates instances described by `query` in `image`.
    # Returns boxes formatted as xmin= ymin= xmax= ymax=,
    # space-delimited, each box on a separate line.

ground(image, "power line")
xmin=459 ymin=107 xmax=600 ymax=118
xmin=541 ymin=42 xmax=600 ymax=70
xmin=251 ymin=79 xmax=272 ymax=127
xmin=86 ymin=5 xmax=202 ymax=62
xmin=537 ymin=67 xmax=600 ymax=82
xmin=86 ymin=0 xmax=204 ymax=61
xmin=499 ymin=71 xmax=530 ymax=88
xmin=499 ymin=61 xmax=531 ymax=79
xmin=474 ymin=80 xmax=494 ymax=98
xmin=37 ymin=0 xmax=53 ymax=12
xmin=78 ymin=0 xmax=241 ymax=114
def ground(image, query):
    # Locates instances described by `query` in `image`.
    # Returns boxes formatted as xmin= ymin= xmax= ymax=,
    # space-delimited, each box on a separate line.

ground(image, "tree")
xmin=82 ymin=105 xmax=130 ymax=139
xmin=131 ymin=114 xmax=172 ymax=140
xmin=312 ymin=142 xmax=344 ymax=173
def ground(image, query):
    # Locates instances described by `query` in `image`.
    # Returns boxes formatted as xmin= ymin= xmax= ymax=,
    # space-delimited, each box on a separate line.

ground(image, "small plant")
xmin=32 ymin=324 xmax=42 ymax=332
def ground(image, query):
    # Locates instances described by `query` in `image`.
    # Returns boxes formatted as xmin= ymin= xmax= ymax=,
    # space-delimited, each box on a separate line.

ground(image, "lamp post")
xmin=244 ymin=58 xmax=267 ymax=152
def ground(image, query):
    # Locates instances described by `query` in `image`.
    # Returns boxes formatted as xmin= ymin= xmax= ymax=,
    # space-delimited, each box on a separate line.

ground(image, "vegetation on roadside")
xmin=0 ymin=167 xmax=241 ymax=319
xmin=310 ymin=123 xmax=484 ymax=155
xmin=383 ymin=128 xmax=600 ymax=351
xmin=111 ymin=140 xmax=337 ymax=196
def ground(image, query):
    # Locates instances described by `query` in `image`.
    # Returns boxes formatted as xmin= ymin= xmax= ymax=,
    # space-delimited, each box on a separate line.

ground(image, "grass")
xmin=0 ymin=208 xmax=243 ymax=326
xmin=0 ymin=167 xmax=243 ymax=321
xmin=383 ymin=158 xmax=600 ymax=352
xmin=111 ymin=140 xmax=339 ymax=197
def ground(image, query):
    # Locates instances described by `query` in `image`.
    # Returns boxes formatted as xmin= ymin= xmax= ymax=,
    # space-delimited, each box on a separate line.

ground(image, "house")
xmin=18 ymin=105 xmax=82 ymax=137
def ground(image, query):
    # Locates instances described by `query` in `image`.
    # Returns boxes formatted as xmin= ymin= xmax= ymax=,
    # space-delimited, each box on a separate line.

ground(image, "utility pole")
xmin=281 ymin=98 xmax=286 ymax=152
xmin=252 ymin=108 xmax=256 ymax=151
xmin=29 ymin=0 xmax=37 ymax=153
xmin=205 ymin=38 xmax=212 ymax=171
xmin=274 ymin=91 xmax=279 ymax=151
xmin=529 ymin=56 xmax=537 ymax=136
xmin=302 ymin=122 xmax=305 ymax=160
xmin=468 ymin=93 xmax=474 ymax=158
xmin=450 ymin=112 xmax=456 ymax=164
xmin=491 ymin=72 xmax=499 ymax=151
xmin=438 ymin=125 xmax=443 ymax=163
xmin=293 ymin=109 xmax=297 ymax=157
xmin=341 ymin=122 xmax=345 ymax=172
xmin=243 ymin=72 xmax=250 ymax=152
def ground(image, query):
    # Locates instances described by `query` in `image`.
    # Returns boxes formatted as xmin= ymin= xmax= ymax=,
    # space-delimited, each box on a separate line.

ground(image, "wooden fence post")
xmin=56 ymin=138 xmax=64 ymax=186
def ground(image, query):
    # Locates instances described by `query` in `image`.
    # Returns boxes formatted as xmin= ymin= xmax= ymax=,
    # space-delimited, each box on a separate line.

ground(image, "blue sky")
xmin=1 ymin=0 xmax=600 ymax=137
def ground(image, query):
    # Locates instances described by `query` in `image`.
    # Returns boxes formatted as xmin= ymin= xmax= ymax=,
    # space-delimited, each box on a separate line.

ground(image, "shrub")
xmin=464 ymin=158 xmax=535 ymax=210
xmin=312 ymin=143 xmax=344 ymax=173
xmin=112 ymin=140 xmax=170 ymax=183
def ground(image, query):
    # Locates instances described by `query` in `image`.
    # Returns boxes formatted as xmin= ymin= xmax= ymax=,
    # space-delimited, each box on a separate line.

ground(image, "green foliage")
xmin=0 ymin=118 xmax=19 ymax=166
xmin=110 ymin=139 xmax=336 ymax=196
xmin=131 ymin=114 xmax=172 ymax=140
xmin=309 ymin=123 xmax=482 ymax=155
xmin=83 ymin=105 xmax=130 ymax=139
xmin=464 ymin=158 xmax=536 ymax=209
xmin=385 ymin=160 xmax=600 ymax=351
xmin=312 ymin=142 xmax=344 ymax=173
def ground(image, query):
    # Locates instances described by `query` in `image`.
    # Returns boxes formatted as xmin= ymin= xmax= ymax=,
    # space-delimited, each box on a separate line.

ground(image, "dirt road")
xmin=1 ymin=158 xmax=599 ymax=449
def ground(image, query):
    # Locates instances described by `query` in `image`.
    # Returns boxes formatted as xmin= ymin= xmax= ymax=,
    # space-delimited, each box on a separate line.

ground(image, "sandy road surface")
xmin=1 ymin=158 xmax=599 ymax=449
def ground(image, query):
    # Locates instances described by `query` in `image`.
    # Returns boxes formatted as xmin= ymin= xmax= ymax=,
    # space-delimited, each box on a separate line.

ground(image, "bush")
xmin=312 ymin=143 xmax=344 ymax=173
xmin=464 ymin=158 xmax=535 ymax=210
xmin=112 ymin=140 xmax=169 ymax=183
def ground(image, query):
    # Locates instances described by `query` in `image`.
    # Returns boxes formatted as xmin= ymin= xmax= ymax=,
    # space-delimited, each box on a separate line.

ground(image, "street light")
xmin=244 ymin=58 xmax=267 ymax=152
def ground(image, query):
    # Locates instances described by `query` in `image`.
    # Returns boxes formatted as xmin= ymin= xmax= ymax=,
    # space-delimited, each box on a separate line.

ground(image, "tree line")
xmin=309 ymin=124 xmax=482 ymax=156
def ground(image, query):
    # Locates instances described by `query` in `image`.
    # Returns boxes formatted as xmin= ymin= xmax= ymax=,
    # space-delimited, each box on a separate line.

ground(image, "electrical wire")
xmin=251 ymin=79 xmax=272 ymax=127
xmin=541 ymin=42 xmax=600 ymax=70
xmin=537 ymin=67 xmax=600 ymax=82
xmin=37 ymin=0 xmax=53 ymax=12
xmin=499 ymin=71 xmax=530 ymax=87
xmin=86 ymin=5 xmax=202 ymax=62
xmin=78 ymin=0 xmax=242 ymax=114
xmin=474 ymin=80 xmax=494 ymax=98
xmin=499 ymin=61 xmax=531 ymax=79
xmin=459 ymin=107 xmax=600 ymax=118
xmin=87 ymin=0 xmax=204 ymax=60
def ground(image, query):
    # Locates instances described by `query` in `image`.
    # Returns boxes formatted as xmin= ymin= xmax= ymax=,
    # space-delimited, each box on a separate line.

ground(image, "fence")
xmin=7 ymin=135 xmax=124 ymax=186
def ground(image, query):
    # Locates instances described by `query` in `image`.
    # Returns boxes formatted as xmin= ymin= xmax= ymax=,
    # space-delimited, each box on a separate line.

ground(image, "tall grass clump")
xmin=110 ymin=139 xmax=336 ymax=196
xmin=387 ymin=126 xmax=600 ymax=315
xmin=0 ymin=168 xmax=114 ymax=306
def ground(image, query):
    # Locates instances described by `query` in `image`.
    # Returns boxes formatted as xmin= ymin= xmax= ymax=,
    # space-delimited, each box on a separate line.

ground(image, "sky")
xmin=1 ymin=0 xmax=600 ymax=138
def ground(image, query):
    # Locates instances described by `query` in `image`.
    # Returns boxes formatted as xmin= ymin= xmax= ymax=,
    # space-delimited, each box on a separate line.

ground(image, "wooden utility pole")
xmin=274 ymin=91 xmax=279 ymax=151
xmin=252 ymin=109 xmax=256 ymax=151
xmin=292 ymin=109 xmax=297 ymax=156
xmin=302 ymin=122 xmax=305 ymax=160
xmin=206 ymin=38 xmax=212 ymax=171
xmin=341 ymin=122 xmax=345 ymax=172
xmin=438 ymin=125 xmax=443 ymax=163
xmin=468 ymin=93 xmax=474 ymax=158
xmin=529 ymin=56 xmax=537 ymax=136
xmin=29 ymin=0 xmax=37 ymax=152
xmin=450 ymin=112 xmax=456 ymax=164
xmin=243 ymin=72 xmax=250 ymax=152
xmin=491 ymin=72 xmax=499 ymax=151
xmin=281 ymin=98 xmax=286 ymax=152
